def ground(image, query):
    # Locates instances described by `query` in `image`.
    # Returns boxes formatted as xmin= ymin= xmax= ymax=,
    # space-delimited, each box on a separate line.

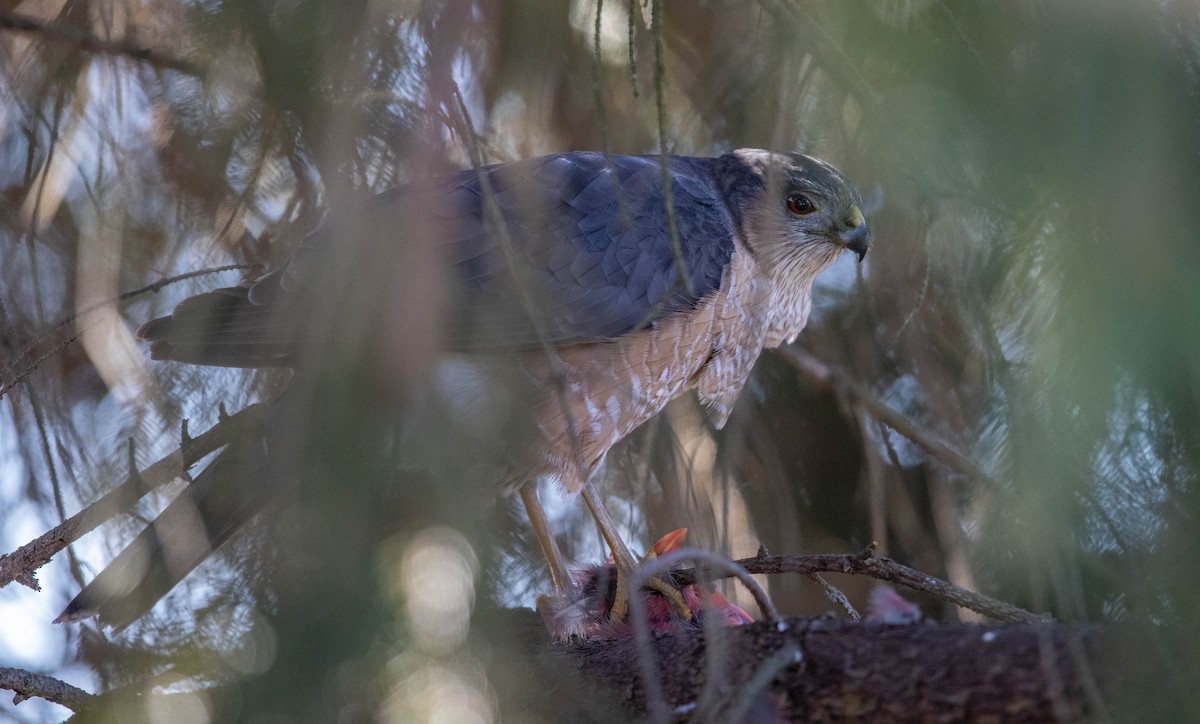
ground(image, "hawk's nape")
xmin=60 ymin=149 xmax=869 ymax=631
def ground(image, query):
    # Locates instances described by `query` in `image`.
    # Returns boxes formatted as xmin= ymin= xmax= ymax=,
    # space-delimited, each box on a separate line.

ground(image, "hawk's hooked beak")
xmin=838 ymin=205 xmax=869 ymax=262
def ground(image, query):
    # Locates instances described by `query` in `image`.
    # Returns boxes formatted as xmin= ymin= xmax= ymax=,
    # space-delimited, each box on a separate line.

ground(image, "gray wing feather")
xmin=148 ymin=152 xmax=738 ymax=364
xmin=428 ymin=152 xmax=736 ymax=348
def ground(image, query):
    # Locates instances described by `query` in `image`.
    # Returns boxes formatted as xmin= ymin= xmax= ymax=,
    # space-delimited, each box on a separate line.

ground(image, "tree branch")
xmin=672 ymin=543 xmax=1044 ymax=623
xmin=547 ymin=613 xmax=1168 ymax=722
xmin=1 ymin=264 xmax=259 ymax=404
xmin=0 ymin=404 xmax=266 ymax=591
xmin=0 ymin=666 xmax=94 ymax=713
xmin=777 ymin=345 xmax=1000 ymax=487
xmin=0 ymin=8 xmax=201 ymax=75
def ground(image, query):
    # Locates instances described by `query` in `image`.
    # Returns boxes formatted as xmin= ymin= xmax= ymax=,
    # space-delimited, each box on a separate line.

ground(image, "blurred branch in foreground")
xmin=778 ymin=346 xmax=997 ymax=487
xmin=0 ymin=7 xmax=200 ymax=75
xmin=0 ymin=404 xmax=266 ymax=592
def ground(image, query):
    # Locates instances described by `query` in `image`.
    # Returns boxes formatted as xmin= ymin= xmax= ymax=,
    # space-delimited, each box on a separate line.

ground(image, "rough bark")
xmin=496 ymin=609 xmax=1191 ymax=723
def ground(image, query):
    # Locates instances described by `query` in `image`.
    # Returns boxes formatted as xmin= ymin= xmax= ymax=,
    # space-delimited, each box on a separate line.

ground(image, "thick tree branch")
xmin=0 ymin=8 xmax=201 ymax=75
xmin=0 ymin=666 xmax=94 ymax=713
xmin=672 ymin=543 xmax=1044 ymax=623
xmin=552 ymin=615 xmax=1172 ymax=722
xmin=0 ymin=404 xmax=266 ymax=591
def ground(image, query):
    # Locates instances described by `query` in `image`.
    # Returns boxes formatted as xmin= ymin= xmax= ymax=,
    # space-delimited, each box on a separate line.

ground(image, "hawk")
xmin=59 ymin=149 xmax=868 ymax=628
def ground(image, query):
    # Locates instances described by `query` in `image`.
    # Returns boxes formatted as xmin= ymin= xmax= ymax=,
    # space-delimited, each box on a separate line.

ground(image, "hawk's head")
xmin=721 ymin=149 xmax=870 ymax=279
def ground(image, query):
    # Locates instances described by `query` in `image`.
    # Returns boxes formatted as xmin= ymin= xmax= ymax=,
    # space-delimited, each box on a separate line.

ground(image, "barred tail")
xmin=137 ymin=286 xmax=294 ymax=368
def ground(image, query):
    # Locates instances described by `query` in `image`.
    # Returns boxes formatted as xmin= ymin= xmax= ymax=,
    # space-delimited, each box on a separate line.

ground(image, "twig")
xmin=650 ymin=0 xmax=695 ymax=299
xmin=622 ymin=554 xmax=671 ymax=723
xmin=0 ymin=8 xmax=201 ymax=75
xmin=672 ymin=543 xmax=1045 ymax=623
xmin=778 ymin=346 xmax=999 ymax=488
xmin=441 ymin=70 xmax=594 ymax=512
xmin=0 ymin=666 xmax=94 ymax=712
xmin=0 ymin=264 xmax=258 ymax=403
xmin=625 ymin=0 xmax=640 ymax=97
xmin=0 ymin=404 xmax=266 ymax=590
xmin=806 ymin=572 xmax=860 ymax=621
xmin=0 ymin=331 xmax=82 ymax=404
xmin=18 ymin=262 xmax=259 ymax=357
xmin=892 ymin=222 xmax=932 ymax=345
xmin=591 ymin=0 xmax=611 ymax=152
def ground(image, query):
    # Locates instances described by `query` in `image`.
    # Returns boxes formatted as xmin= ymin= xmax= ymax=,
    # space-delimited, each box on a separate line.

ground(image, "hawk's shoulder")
xmin=424 ymin=152 xmax=742 ymax=349
xmin=248 ymin=152 xmax=747 ymax=352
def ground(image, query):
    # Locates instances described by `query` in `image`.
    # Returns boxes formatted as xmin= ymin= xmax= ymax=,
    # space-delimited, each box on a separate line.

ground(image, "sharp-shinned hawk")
xmin=59 ymin=149 xmax=869 ymax=629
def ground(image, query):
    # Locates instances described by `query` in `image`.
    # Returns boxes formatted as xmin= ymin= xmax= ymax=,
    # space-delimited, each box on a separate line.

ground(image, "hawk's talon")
xmin=608 ymin=549 xmax=693 ymax=624
xmin=644 ymin=574 xmax=693 ymax=622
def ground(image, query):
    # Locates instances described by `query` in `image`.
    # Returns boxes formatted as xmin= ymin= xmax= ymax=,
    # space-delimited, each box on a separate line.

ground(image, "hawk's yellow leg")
xmin=580 ymin=483 xmax=692 ymax=622
xmin=520 ymin=482 xmax=571 ymax=593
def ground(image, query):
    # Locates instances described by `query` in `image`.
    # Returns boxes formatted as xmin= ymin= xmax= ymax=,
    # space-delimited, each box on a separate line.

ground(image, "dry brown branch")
xmin=0 ymin=404 xmax=266 ymax=591
xmin=0 ymin=8 xmax=200 ymax=75
xmin=0 ymin=666 xmax=94 ymax=712
xmin=807 ymin=572 xmax=861 ymax=621
xmin=672 ymin=543 xmax=1044 ymax=623
xmin=778 ymin=345 xmax=999 ymax=487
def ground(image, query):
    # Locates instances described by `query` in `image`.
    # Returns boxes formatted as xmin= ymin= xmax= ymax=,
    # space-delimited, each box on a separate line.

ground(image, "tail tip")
xmin=53 ymin=598 xmax=96 ymax=625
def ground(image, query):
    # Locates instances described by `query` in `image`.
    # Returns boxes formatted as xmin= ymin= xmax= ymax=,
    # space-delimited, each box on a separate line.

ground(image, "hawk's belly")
xmin=517 ymin=262 xmax=772 ymax=493
xmin=490 ymin=243 xmax=829 ymax=495
xmin=522 ymin=322 xmax=713 ymax=493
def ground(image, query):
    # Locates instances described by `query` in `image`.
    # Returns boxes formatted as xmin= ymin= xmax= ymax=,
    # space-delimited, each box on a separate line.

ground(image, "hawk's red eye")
xmin=786 ymin=194 xmax=816 ymax=215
